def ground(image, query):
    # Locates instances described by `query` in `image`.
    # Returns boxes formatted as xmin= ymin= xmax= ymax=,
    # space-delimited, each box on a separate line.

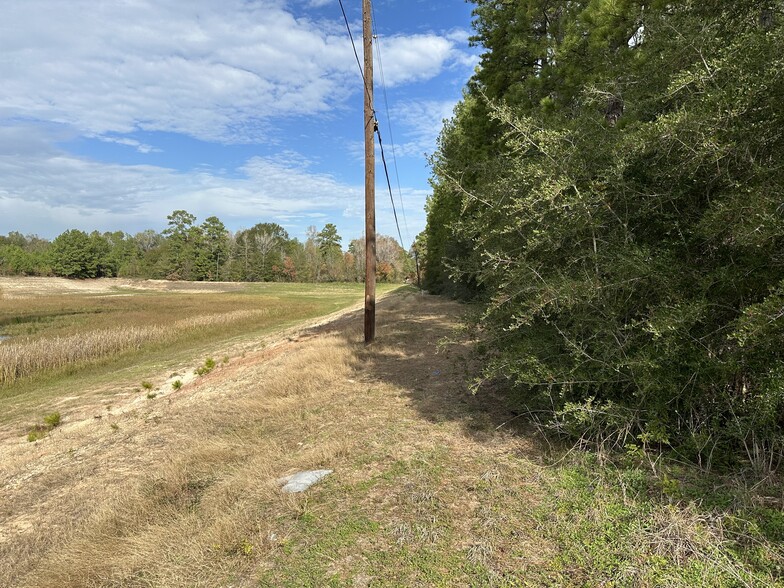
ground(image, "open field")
xmin=1 ymin=284 xmax=782 ymax=586
xmin=0 ymin=277 xmax=397 ymax=425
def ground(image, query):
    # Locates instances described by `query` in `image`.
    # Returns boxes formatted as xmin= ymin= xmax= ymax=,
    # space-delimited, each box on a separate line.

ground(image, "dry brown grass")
xmin=2 ymin=290 xmax=529 ymax=587
xmin=0 ymin=278 xmax=385 ymax=396
xmin=1 ymin=289 xmax=778 ymax=587
xmin=4 ymin=334 xmax=361 ymax=587
xmin=0 ymin=310 xmax=268 ymax=385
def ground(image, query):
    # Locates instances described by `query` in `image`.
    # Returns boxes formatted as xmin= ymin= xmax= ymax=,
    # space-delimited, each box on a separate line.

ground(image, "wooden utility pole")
xmin=363 ymin=0 xmax=376 ymax=344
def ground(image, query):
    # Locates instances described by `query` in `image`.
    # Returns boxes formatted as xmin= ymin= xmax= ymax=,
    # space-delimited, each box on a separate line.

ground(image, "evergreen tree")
xmin=424 ymin=0 xmax=784 ymax=460
xmin=162 ymin=210 xmax=200 ymax=280
xmin=317 ymin=223 xmax=344 ymax=281
xmin=198 ymin=216 xmax=229 ymax=281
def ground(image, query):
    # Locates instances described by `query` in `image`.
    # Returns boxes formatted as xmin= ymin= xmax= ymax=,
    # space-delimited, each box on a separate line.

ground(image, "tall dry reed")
xmin=0 ymin=310 xmax=268 ymax=385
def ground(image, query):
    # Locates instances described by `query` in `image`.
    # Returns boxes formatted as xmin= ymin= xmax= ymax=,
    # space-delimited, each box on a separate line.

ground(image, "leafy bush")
xmin=424 ymin=0 xmax=784 ymax=467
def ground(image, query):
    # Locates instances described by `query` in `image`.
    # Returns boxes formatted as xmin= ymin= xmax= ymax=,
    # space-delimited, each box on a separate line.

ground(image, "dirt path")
xmin=1 ymin=289 xmax=547 ymax=587
xmin=4 ymin=288 xmax=777 ymax=587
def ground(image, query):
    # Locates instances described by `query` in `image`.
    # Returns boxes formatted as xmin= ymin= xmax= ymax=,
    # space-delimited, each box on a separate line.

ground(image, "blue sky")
xmin=0 ymin=0 xmax=478 ymax=247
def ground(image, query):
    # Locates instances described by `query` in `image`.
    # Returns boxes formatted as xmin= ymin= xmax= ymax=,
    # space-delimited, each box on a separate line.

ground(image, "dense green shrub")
xmin=424 ymin=0 xmax=784 ymax=466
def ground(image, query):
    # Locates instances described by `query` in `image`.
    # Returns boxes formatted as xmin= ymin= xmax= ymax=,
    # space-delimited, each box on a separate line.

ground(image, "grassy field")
xmin=1 ymin=283 xmax=782 ymax=587
xmin=0 ymin=277 xmax=397 ymax=425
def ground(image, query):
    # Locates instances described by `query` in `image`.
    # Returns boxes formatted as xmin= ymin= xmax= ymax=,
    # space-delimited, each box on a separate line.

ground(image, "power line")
xmin=372 ymin=32 xmax=411 ymax=246
xmin=337 ymin=0 xmax=373 ymax=109
xmin=338 ymin=0 xmax=420 ymax=287
xmin=375 ymin=125 xmax=405 ymax=250
xmin=377 ymin=121 xmax=421 ymax=287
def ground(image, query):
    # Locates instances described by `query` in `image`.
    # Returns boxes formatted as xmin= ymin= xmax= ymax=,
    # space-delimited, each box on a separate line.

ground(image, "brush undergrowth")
xmin=5 ymin=290 xmax=781 ymax=587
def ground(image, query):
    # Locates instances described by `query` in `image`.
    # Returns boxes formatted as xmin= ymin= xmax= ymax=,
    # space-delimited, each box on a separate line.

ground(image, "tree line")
xmin=0 ymin=210 xmax=414 ymax=283
xmin=421 ymin=0 xmax=784 ymax=467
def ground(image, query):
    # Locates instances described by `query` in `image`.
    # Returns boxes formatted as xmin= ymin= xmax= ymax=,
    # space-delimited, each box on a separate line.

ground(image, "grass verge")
xmin=1 ymin=289 xmax=781 ymax=587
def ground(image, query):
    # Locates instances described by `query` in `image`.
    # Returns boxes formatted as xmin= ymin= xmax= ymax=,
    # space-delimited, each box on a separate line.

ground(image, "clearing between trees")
xmin=1 ymin=288 xmax=782 ymax=587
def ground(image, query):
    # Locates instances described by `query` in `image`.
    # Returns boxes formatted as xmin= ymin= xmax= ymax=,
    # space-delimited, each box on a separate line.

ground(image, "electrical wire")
xmin=337 ymin=0 xmax=421 ymax=285
xmin=337 ymin=0 xmax=373 ymax=107
xmin=370 ymin=20 xmax=420 ymax=285
xmin=372 ymin=31 xmax=411 ymax=246
xmin=375 ymin=125 xmax=405 ymax=250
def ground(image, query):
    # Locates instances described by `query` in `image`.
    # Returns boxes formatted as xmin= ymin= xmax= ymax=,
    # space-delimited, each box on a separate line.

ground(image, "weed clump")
xmin=195 ymin=357 xmax=216 ymax=376
xmin=26 ymin=411 xmax=62 ymax=442
xmin=43 ymin=411 xmax=61 ymax=428
xmin=172 ymin=380 xmax=183 ymax=390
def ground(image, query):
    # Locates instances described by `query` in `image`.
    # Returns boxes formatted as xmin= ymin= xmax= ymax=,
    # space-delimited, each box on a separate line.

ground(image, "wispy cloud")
xmin=0 ymin=0 xmax=476 ymax=246
xmin=344 ymin=98 xmax=457 ymax=164
xmin=98 ymin=136 xmax=162 ymax=154
xmin=0 ymin=137 xmax=364 ymax=238
xmin=0 ymin=0 xmax=471 ymax=144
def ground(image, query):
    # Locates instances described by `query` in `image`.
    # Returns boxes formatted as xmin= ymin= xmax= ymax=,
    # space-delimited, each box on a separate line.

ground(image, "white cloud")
xmin=445 ymin=28 xmax=473 ymax=44
xmin=398 ymin=98 xmax=457 ymax=156
xmin=98 ymin=136 xmax=162 ymax=154
xmin=0 ymin=133 xmax=428 ymax=245
xmin=0 ymin=124 xmax=73 ymax=156
xmin=0 ymin=0 xmax=470 ymax=144
xmin=0 ymin=1 xmax=478 ymax=247
xmin=346 ymin=98 xmax=459 ymax=161
xmin=374 ymin=34 xmax=455 ymax=86
xmin=0 ymin=135 xmax=367 ymax=238
xmin=368 ymin=99 xmax=458 ymax=159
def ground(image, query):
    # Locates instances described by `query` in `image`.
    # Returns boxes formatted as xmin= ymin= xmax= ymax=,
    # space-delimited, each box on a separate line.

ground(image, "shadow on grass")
xmin=353 ymin=292 xmax=542 ymax=449
xmin=345 ymin=291 xmax=784 ymax=583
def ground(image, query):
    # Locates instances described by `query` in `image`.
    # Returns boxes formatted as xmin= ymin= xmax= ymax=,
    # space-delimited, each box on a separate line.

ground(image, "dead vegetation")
xmin=0 ymin=288 xmax=781 ymax=587
xmin=1 ymin=290 xmax=533 ymax=586
xmin=0 ymin=310 xmax=268 ymax=385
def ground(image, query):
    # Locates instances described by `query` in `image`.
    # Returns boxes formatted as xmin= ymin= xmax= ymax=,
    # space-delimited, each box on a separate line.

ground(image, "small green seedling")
xmin=196 ymin=357 xmax=217 ymax=376
xmin=26 ymin=412 xmax=62 ymax=442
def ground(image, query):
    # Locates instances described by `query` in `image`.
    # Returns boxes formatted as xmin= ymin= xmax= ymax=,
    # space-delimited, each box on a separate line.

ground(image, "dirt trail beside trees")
xmin=2 ymin=290 xmax=781 ymax=587
xmin=1 ymin=291 xmax=530 ymax=586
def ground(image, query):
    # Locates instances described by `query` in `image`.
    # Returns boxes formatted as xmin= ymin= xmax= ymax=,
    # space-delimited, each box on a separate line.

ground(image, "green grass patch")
xmin=195 ymin=357 xmax=216 ymax=376
xmin=523 ymin=453 xmax=784 ymax=587
xmin=26 ymin=411 xmax=62 ymax=442
xmin=253 ymin=437 xmax=784 ymax=587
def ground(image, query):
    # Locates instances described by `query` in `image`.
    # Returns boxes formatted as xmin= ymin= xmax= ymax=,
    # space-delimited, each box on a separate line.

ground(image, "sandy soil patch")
xmin=0 ymin=291 xmax=543 ymax=587
xmin=0 ymin=277 xmax=248 ymax=299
